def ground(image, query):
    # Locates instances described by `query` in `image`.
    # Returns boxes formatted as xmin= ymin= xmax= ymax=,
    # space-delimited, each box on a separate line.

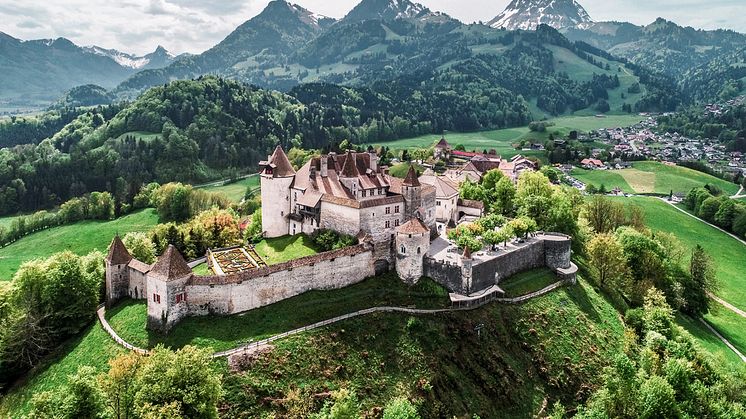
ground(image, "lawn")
xmin=191 ymin=262 xmax=213 ymax=275
xmin=105 ymin=273 xmax=450 ymax=352
xmin=253 ymin=234 xmax=319 ymax=265
xmin=575 ymin=161 xmax=740 ymax=196
xmin=675 ymin=314 xmax=744 ymax=367
xmin=372 ymin=115 xmax=644 ymax=154
xmin=500 ymin=268 xmax=559 ymax=297
xmin=0 ymin=209 xmax=159 ymax=281
xmin=200 ymin=175 xmax=259 ymax=203
xmin=704 ymin=306 xmax=746 ymax=358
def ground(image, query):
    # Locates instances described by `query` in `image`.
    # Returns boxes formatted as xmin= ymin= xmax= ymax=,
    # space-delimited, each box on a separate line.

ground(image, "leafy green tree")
xmin=123 ymin=232 xmax=156 ymax=264
xmin=134 ymin=346 xmax=222 ymax=419
xmin=383 ymin=397 xmax=420 ymax=419
xmin=638 ymin=376 xmax=678 ymax=419
xmin=586 ymin=233 xmax=628 ymax=288
xmin=697 ymin=196 xmax=722 ymax=222
xmin=683 ymin=245 xmax=718 ymax=315
xmin=493 ymin=177 xmax=516 ymax=215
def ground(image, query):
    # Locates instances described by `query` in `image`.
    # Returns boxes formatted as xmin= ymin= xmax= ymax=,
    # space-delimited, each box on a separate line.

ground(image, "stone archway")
xmin=374 ymin=259 xmax=390 ymax=276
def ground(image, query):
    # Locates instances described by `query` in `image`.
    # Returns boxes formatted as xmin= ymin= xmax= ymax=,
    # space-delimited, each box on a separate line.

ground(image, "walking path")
xmin=699 ymin=317 xmax=746 ymax=363
xmin=707 ymin=292 xmax=746 ymax=320
xmin=97 ymin=278 xmax=573 ymax=359
xmin=659 ymin=197 xmax=746 ymax=248
xmin=732 ymin=185 xmax=744 ymax=199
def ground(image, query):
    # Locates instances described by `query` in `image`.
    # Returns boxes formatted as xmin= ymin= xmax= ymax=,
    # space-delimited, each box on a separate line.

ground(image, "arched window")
xmin=417 ymin=247 xmax=421 ymax=254
xmin=400 ymin=245 xmax=406 ymax=254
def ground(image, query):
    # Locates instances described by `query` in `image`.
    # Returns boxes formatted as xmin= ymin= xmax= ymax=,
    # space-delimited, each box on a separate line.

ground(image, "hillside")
xmin=0 ymin=274 xmax=627 ymax=417
xmin=0 ymin=32 xmax=174 ymax=106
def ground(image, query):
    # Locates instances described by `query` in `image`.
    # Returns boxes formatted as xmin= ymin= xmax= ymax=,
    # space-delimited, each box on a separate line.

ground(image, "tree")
xmin=123 ymin=232 xmax=156 ymax=264
xmin=583 ymin=195 xmax=626 ymax=234
xmin=697 ymin=196 xmax=722 ymax=222
xmin=312 ymin=388 xmax=360 ymax=419
xmin=383 ymin=397 xmax=420 ymax=419
xmin=493 ymin=177 xmax=516 ymax=215
xmin=638 ymin=376 xmax=678 ymax=419
xmin=29 ymin=366 xmax=107 ymax=419
xmin=134 ymin=346 xmax=221 ymax=419
xmin=684 ymin=245 xmax=718 ymax=315
xmin=102 ymin=352 xmax=142 ymax=419
xmin=586 ymin=233 xmax=628 ymax=288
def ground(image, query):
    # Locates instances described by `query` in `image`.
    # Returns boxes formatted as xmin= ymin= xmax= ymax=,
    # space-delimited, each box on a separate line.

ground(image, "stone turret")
xmin=105 ymin=235 xmax=132 ymax=307
xmin=402 ymin=164 xmax=422 ymax=222
xmin=260 ymin=145 xmax=296 ymax=238
xmin=395 ymin=218 xmax=431 ymax=284
xmin=146 ymin=245 xmax=193 ymax=333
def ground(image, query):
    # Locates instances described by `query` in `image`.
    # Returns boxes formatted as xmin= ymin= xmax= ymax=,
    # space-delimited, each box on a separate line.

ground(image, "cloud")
xmin=0 ymin=0 xmax=742 ymax=56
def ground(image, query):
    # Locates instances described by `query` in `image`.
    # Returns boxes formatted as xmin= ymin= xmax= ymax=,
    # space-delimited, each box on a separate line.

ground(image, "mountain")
xmin=488 ymin=0 xmax=592 ymax=31
xmin=340 ymin=0 xmax=442 ymax=24
xmin=0 ymin=32 xmax=174 ymax=106
xmin=563 ymin=18 xmax=746 ymax=101
xmin=83 ymin=45 xmax=176 ymax=70
xmin=115 ymin=0 xmax=332 ymax=96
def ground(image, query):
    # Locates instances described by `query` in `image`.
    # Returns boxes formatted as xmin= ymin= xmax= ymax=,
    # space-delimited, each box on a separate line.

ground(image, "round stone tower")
xmin=259 ymin=146 xmax=296 ymax=238
xmin=402 ymin=164 xmax=422 ymax=222
xmin=395 ymin=218 xmax=431 ymax=284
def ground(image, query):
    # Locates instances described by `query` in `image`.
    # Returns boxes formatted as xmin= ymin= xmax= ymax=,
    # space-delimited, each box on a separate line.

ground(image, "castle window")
xmin=385 ymin=220 xmax=391 ymax=228
xmin=395 ymin=205 xmax=400 ymax=213
xmin=395 ymin=220 xmax=400 ymax=227
xmin=153 ymin=293 xmax=160 ymax=304
xmin=437 ymin=201 xmax=441 ymax=206
xmin=175 ymin=293 xmax=186 ymax=304
xmin=400 ymin=245 xmax=406 ymax=254
xmin=362 ymin=190 xmax=367 ymax=197
xmin=417 ymin=247 xmax=421 ymax=254
xmin=385 ymin=207 xmax=391 ymax=214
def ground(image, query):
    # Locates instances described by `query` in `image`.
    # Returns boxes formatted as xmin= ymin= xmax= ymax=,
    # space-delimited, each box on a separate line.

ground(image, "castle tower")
xmin=146 ymin=245 xmax=193 ymax=333
xmin=260 ymin=146 xmax=296 ymax=238
xmin=105 ymin=235 xmax=133 ymax=307
xmin=402 ymin=164 xmax=422 ymax=222
xmin=395 ymin=218 xmax=431 ymax=284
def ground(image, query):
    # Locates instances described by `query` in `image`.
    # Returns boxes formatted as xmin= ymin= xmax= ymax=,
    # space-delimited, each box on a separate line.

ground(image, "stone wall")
xmin=105 ymin=261 xmax=129 ymax=307
xmin=184 ymin=243 xmax=376 ymax=317
xmin=320 ymin=201 xmax=361 ymax=237
xmin=423 ymin=257 xmax=464 ymax=293
xmin=471 ymin=240 xmax=546 ymax=292
xmin=128 ymin=269 xmax=147 ymax=300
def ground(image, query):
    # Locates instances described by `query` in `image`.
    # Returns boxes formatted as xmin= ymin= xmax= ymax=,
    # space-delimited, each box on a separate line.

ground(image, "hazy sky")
xmin=1 ymin=0 xmax=744 ymax=55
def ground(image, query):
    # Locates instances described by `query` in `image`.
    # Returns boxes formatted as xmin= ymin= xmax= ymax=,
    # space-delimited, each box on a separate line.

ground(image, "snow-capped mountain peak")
xmin=342 ymin=0 xmax=437 ymax=24
xmin=83 ymin=45 xmax=175 ymax=70
xmin=488 ymin=0 xmax=593 ymax=31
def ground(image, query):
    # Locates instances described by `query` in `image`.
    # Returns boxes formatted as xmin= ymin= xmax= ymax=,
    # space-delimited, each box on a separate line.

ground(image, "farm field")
xmin=200 ymin=175 xmax=259 ymax=203
xmin=614 ymin=196 xmax=746 ymax=356
xmin=0 ymin=209 xmax=159 ymax=281
xmin=574 ymin=161 xmax=740 ymax=195
xmin=372 ymin=114 xmax=644 ymax=154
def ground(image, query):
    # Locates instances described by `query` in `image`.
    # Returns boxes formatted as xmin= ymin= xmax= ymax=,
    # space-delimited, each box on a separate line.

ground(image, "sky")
xmin=1 ymin=0 xmax=744 ymax=55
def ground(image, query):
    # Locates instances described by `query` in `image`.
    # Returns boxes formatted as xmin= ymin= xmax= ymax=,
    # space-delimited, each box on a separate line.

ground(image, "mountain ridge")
xmin=488 ymin=0 xmax=592 ymax=31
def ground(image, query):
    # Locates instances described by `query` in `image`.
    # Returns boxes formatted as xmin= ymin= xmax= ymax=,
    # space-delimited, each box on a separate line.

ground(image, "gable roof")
xmin=403 ymin=165 xmax=420 ymax=187
xmin=435 ymin=137 xmax=450 ymax=149
xmin=107 ymin=235 xmax=132 ymax=265
xmin=149 ymin=245 xmax=192 ymax=281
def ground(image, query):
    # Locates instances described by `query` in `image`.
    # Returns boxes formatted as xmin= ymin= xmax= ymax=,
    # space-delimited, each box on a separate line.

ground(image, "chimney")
xmin=320 ymin=155 xmax=328 ymax=177
xmin=310 ymin=164 xmax=316 ymax=178
xmin=369 ymin=150 xmax=378 ymax=172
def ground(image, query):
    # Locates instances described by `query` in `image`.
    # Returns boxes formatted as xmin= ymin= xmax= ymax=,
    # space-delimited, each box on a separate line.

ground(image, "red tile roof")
xmin=106 ymin=235 xmax=132 ymax=265
xmin=149 ymin=245 xmax=192 ymax=281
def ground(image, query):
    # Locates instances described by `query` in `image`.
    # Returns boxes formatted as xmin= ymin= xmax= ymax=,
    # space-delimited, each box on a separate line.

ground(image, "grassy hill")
xmin=199 ymin=175 xmax=260 ymax=203
xmin=573 ymin=161 xmax=740 ymax=196
xmin=373 ymin=114 xmax=644 ymax=154
xmin=0 ymin=272 xmax=626 ymax=417
xmin=0 ymin=209 xmax=159 ymax=281
xmin=613 ymin=196 xmax=746 ymax=359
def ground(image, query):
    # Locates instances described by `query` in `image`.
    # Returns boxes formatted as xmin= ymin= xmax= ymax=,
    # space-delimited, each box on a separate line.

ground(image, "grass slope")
xmin=221 ymin=277 xmax=625 ymax=417
xmin=615 ymin=197 xmax=746 ymax=357
xmin=0 ymin=209 xmax=159 ymax=281
xmin=373 ymin=115 xmax=644 ymax=154
xmin=574 ymin=161 xmax=739 ymax=195
xmin=200 ymin=175 xmax=260 ymax=203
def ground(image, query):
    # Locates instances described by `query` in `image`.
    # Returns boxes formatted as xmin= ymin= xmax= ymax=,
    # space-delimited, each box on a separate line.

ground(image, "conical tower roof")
xmin=107 ymin=235 xmax=132 ymax=265
xmin=403 ymin=164 xmax=420 ymax=187
xmin=265 ymin=145 xmax=296 ymax=177
xmin=149 ymin=245 xmax=192 ymax=281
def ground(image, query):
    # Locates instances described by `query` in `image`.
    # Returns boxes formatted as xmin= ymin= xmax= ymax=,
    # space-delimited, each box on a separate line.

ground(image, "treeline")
xmin=0 ymin=107 xmax=87 ymax=148
xmin=657 ymin=103 xmax=746 ymax=152
xmin=685 ymin=186 xmax=746 ymax=239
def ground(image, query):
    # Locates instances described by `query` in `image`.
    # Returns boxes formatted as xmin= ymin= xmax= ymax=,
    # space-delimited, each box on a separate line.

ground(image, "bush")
xmin=310 ymin=229 xmax=358 ymax=252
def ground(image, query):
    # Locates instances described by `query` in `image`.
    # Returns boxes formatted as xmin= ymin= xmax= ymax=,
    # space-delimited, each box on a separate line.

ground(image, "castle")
xmin=105 ymin=146 xmax=575 ymax=333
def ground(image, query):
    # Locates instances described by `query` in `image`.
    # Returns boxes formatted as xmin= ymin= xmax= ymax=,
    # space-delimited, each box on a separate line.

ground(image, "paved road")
xmin=699 ymin=317 xmax=746 ymax=363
